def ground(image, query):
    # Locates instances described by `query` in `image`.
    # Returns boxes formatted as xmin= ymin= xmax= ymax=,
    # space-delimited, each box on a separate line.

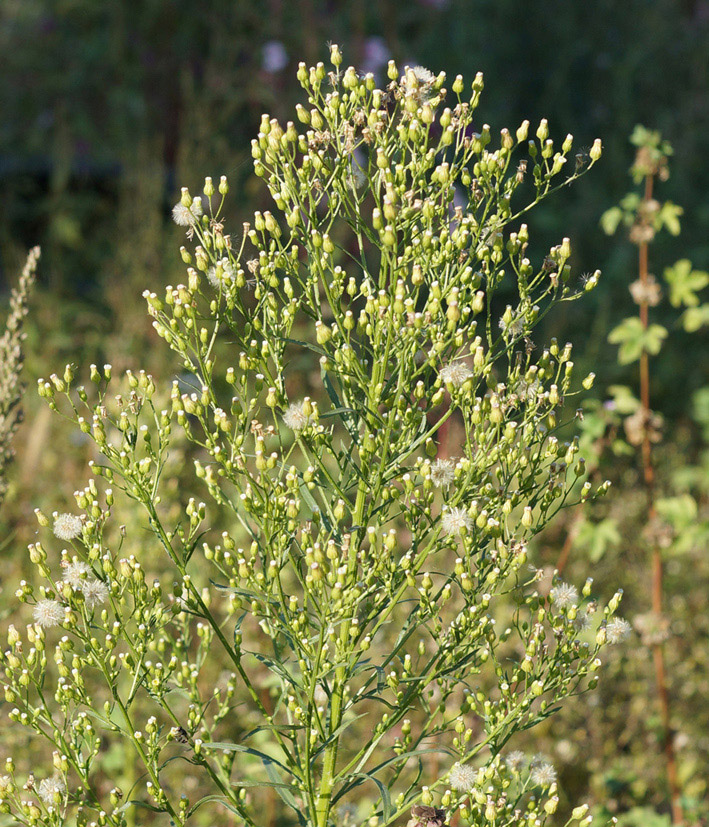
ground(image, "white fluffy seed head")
xmin=32 ymin=599 xmax=64 ymax=628
xmin=449 ymin=762 xmax=476 ymax=791
xmin=52 ymin=513 xmax=83 ymax=541
xmin=439 ymin=362 xmax=473 ymax=388
xmin=441 ymin=506 xmax=472 ymax=537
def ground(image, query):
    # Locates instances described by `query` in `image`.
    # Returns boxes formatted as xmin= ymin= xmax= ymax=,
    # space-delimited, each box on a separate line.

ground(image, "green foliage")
xmin=663 ymin=259 xmax=709 ymax=308
xmin=607 ymin=318 xmax=667 ymax=364
xmin=0 ymin=53 xmax=628 ymax=827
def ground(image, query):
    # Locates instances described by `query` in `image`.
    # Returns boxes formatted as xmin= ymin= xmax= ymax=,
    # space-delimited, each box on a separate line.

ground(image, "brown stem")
xmin=638 ymin=173 xmax=683 ymax=825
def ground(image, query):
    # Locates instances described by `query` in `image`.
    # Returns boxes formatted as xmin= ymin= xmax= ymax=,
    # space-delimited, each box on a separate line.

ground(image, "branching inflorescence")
xmin=2 ymin=49 xmax=628 ymax=827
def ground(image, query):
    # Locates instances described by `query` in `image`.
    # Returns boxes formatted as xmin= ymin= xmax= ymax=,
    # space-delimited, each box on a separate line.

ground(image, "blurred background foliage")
xmin=0 ymin=0 xmax=707 ymax=824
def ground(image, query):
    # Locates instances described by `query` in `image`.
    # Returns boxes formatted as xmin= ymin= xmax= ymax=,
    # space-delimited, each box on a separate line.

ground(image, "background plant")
xmin=526 ymin=129 xmax=709 ymax=827
xmin=0 ymin=52 xmax=633 ymax=827
xmin=0 ymin=247 xmax=39 ymax=509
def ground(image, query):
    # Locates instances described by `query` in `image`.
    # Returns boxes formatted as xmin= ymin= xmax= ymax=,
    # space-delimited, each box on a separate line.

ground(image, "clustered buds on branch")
xmin=0 ymin=49 xmax=628 ymax=827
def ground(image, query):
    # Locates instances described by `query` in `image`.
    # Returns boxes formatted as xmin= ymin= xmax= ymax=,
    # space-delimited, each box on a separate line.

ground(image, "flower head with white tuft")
xmin=33 ymin=599 xmax=64 ymax=628
xmin=38 ymin=775 xmax=66 ymax=805
xmin=53 ymin=513 xmax=82 ymax=541
xmin=439 ymin=362 xmax=473 ymax=389
xmin=430 ymin=458 xmax=456 ymax=489
xmin=449 ymin=762 xmax=476 ymax=792
xmin=441 ymin=506 xmax=472 ymax=537
xmin=606 ymin=617 xmax=632 ymax=643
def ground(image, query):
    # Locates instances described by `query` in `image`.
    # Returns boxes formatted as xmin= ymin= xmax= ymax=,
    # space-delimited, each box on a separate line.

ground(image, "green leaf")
xmin=576 ymin=517 xmax=621 ymax=563
xmin=656 ymin=201 xmax=683 ymax=235
xmin=655 ymin=494 xmax=697 ymax=531
xmin=340 ymin=771 xmax=393 ymax=822
xmin=202 ymin=741 xmax=294 ymax=776
xmin=663 ymin=259 xmax=709 ymax=307
xmin=600 ymin=206 xmax=623 ymax=236
xmin=608 ymin=317 xmax=668 ymax=364
xmin=680 ymin=303 xmax=709 ymax=333
xmin=608 ymin=385 xmax=640 ymax=414
xmin=186 ymin=794 xmax=245 ymax=819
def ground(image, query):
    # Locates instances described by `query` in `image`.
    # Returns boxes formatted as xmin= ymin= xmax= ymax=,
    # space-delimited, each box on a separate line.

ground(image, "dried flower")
xmin=408 ymin=804 xmax=446 ymax=827
xmin=439 ymin=362 xmax=473 ymax=388
xmin=629 ymin=275 xmax=662 ymax=306
xmin=441 ymin=506 xmax=472 ymax=537
xmin=37 ymin=775 xmax=66 ymax=804
xmin=505 ymin=750 xmax=527 ymax=772
xmin=430 ymin=458 xmax=456 ymax=489
xmin=81 ymin=578 xmax=109 ymax=608
xmin=530 ymin=760 xmax=557 ymax=786
xmin=283 ymin=402 xmax=313 ymax=432
xmin=449 ymin=762 xmax=476 ymax=791
xmin=52 ymin=513 xmax=83 ymax=541
xmin=633 ymin=612 xmax=670 ymax=646
xmin=33 ymin=599 xmax=64 ymax=628
xmin=606 ymin=617 xmax=632 ymax=644
xmin=549 ymin=582 xmax=579 ymax=609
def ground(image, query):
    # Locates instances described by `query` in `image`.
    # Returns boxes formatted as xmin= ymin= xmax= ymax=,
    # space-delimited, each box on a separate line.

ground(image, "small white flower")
xmin=0 ymin=775 xmax=13 ymax=796
xmin=530 ymin=760 xmax=556 ymax=786
xmin=52 ymin=513 xmax=83 ymax=541
xmin=449 ymin=762 xmax=476 ymax=791
xmin=62 ymin=560 xmax=91 ymax=589
xmin=505 ymin=750 xmax=526 ymax=772
xmin=81 ymin=579 xmax=109 ymax=608
xmin=441 ymin=506 xmax=472 ymax=537
xmin=38 ymin=775 xmax=66 ymax=804
xmin=33 ymin=599 xmax=64 ymax=628
xmin=283 ymin=402 xmax=313 ymax=432
xmin=606 ymin=617 xmax=632 ymax=644
xmin=439 ymin=362 xmax=473 ymax=389
xmin=549 ymin=582 xmax=579 ymax=609
xmin=430 ymin=458 xmax=456 ymax=489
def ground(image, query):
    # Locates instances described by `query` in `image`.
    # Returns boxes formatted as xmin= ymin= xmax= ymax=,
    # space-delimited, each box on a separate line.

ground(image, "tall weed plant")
xmin=3 ymin=50 xmax=627 ymax=827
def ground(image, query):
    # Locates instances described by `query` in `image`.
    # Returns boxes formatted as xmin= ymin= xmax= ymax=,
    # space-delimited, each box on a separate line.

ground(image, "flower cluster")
xmin=4 ymin=47 xmax=621 ymax=827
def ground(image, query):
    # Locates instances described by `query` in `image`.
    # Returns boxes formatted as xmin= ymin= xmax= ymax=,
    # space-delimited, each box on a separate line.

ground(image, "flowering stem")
xmin=637 ymin=172 xmax=683 ymax=825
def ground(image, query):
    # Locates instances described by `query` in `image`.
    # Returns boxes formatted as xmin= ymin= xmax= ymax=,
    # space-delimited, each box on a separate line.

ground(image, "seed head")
xmin=81 ymin=578 xmax=109 ymax=608
xmin=32 ymin=599 xmax=64 ymax=628
xmin=549 ymin=582 xmax=579 ymax=609
xmin=449 ymin=762 xmax=476 ymax=791
xmin=441 ymin=506 xmax=472 ymax=537
xmin=530 ymin=760 xmax=556 ymax=786
xmin=38 ymin=775 xmax=66 ymax=804
xmin=606 ymin=617 xmax=632 ymax=644
xmin=505 ymin=750 xmax=526 ymax=772
xmin=430 ymin=458 xmax=456 ymax=489
xmin=439 ymin=362 xmax=473 ymax=389
xmin=283 ymin=402 xmax=313 ymax=432
xmin=52 ymin=513 xmax=83 ymax=541
xmin=62 ymin=560 xmax=91 ymax=589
